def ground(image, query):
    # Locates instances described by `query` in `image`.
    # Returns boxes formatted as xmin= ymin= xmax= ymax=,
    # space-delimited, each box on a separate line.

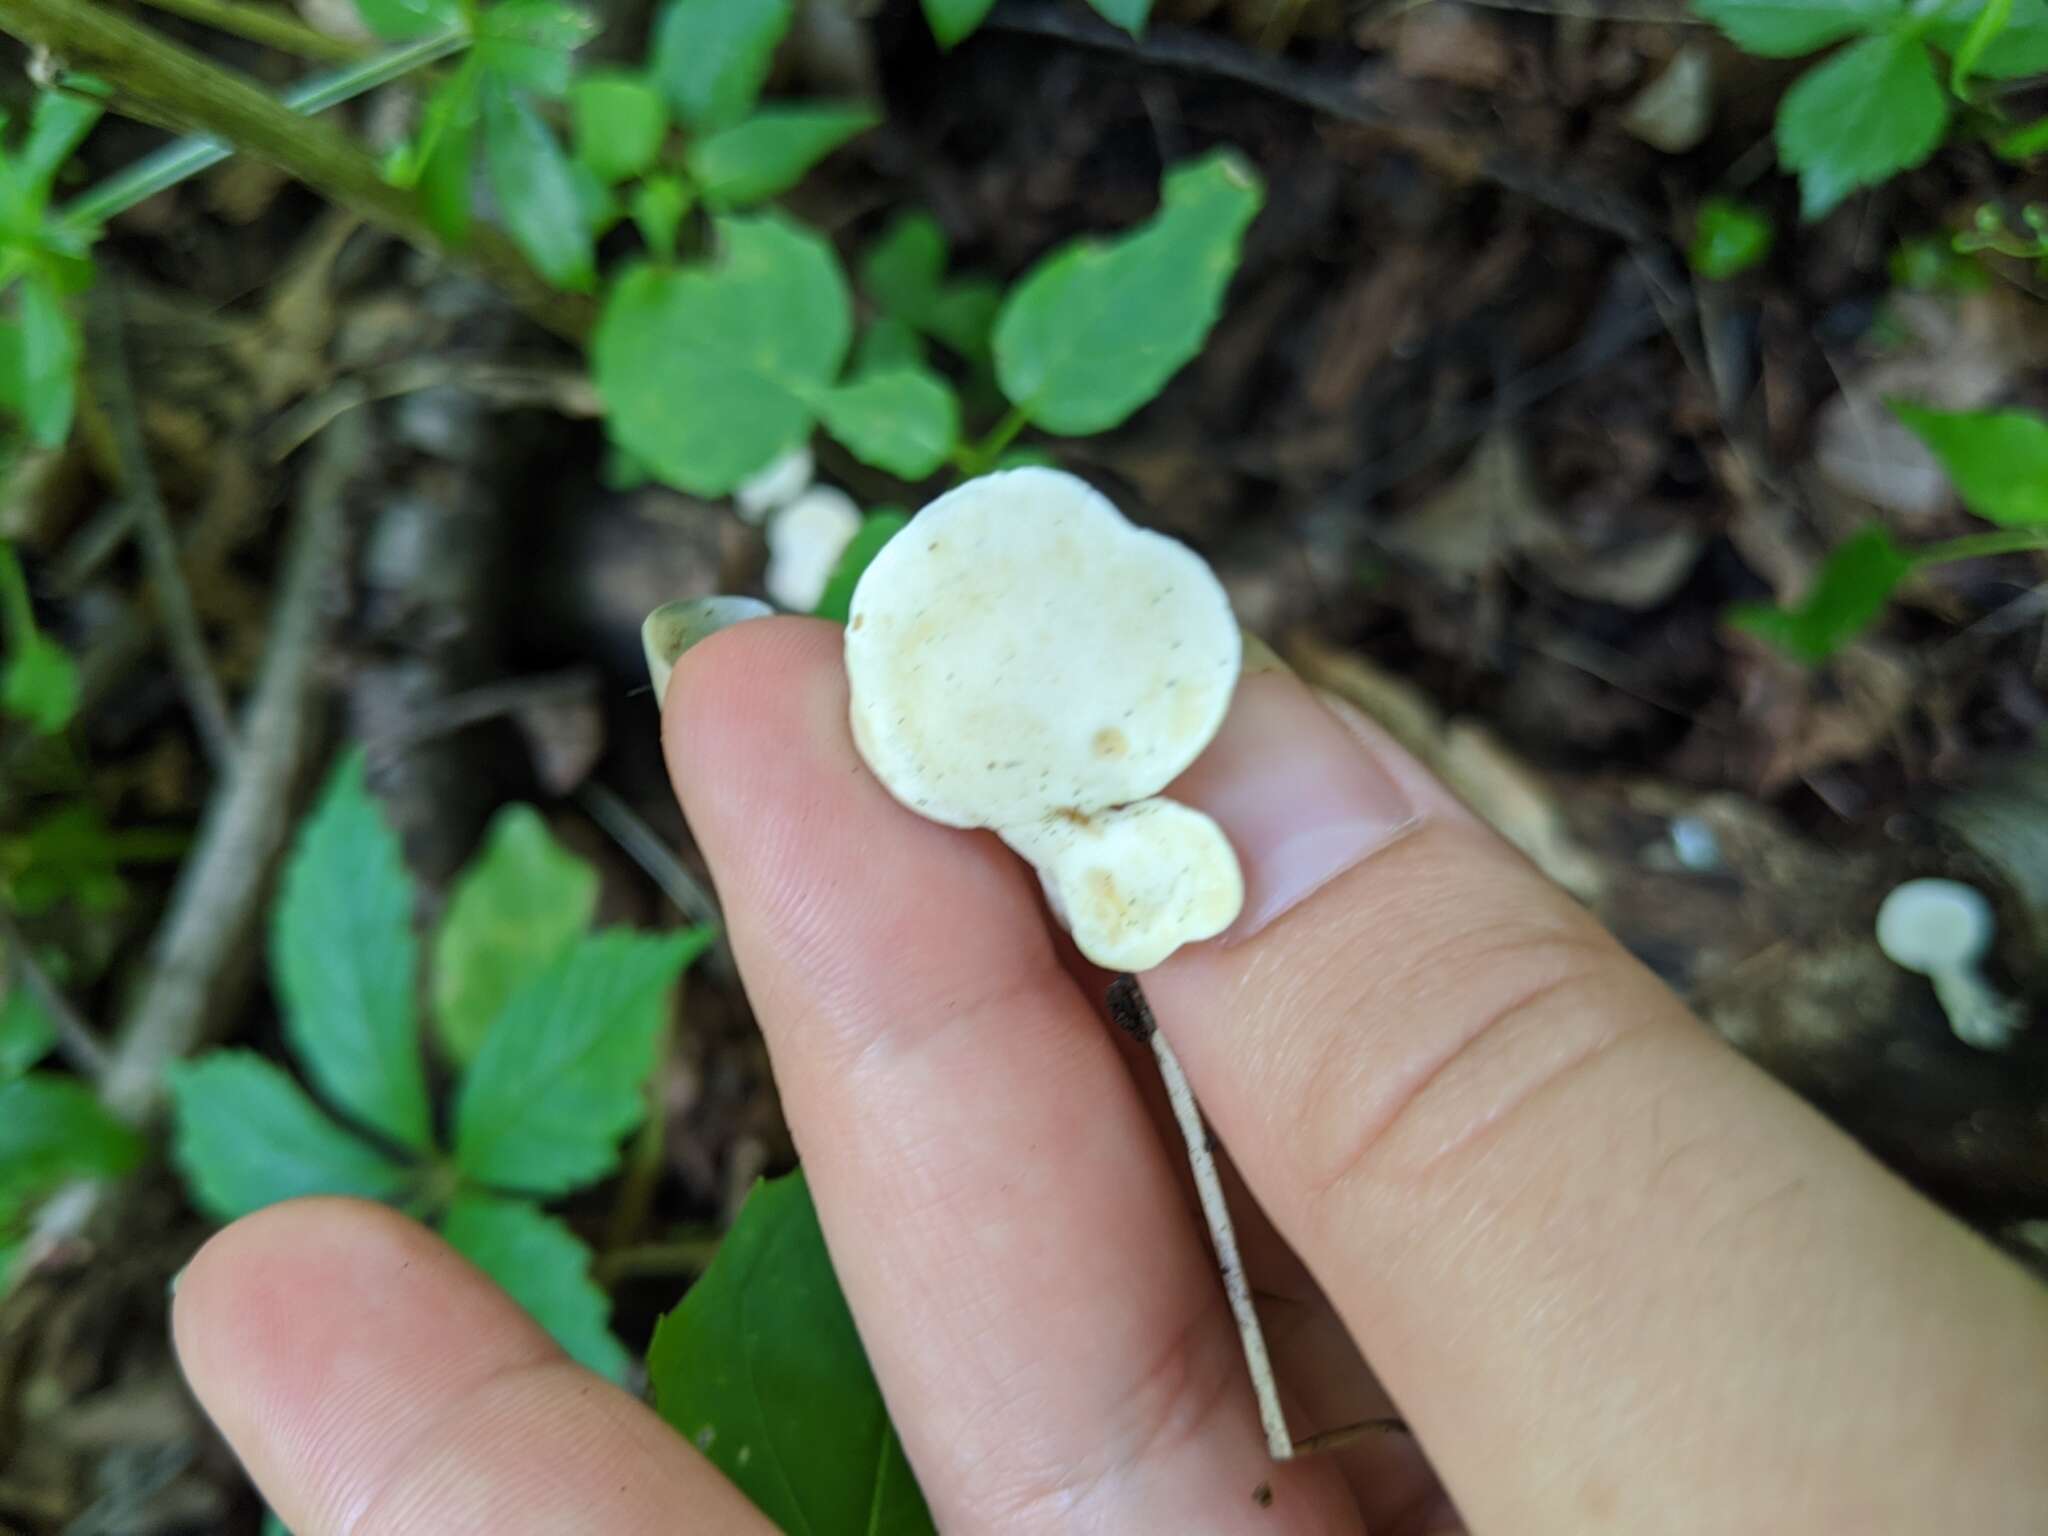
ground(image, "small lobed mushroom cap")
xmin=1875 ymin=878 xmax=1995 ymax=974
xmin=765 ymin=486 xmax=861 ymax=612
xmin=844 ymin=467 xmax=1242 ymax=831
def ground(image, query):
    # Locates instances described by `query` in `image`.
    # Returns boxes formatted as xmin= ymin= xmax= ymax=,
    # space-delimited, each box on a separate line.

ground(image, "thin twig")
xmin=0 ymin=907 xmax=111 ymax=1079
xmin=576 ymin=780 xmax=723 ymax=932
xmin=1109 ymin=977 xmax=1294 ymax=1461
xmin=131 ymin=0 xmax=366 ymax=61
xmin=86 ymin=284 xmax=241 ymax=774
xmin=263 ymin=357 xmax=604 ymax=462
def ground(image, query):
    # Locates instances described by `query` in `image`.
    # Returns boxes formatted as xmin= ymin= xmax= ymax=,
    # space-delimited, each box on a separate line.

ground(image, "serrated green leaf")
xmin=593 ymin=215 xmax=852 ymax=495
xmin=433 ymin=805 xmax=599 ymax=1066
xmin=653 ymin=0 xmax=795 ymax=130
xmin=1893 ymin=404 xmax=2048 ymax=526
xmin=441 ymin=1193 xmax=628 ymax=1380
xmin=1083 ymin=0 xmax=1152 ymax=33
xmin=1726 ymin=526 xmax=1911 ymax=663
xmin=453 ymin=928 xmax=709 ymax=1194
xmin=1688 ymin=197 xmax=1775 ymax=280
xmin=685 ymin=104 xmax=879 ymax=208
xmin=2 ymin=634 xmax=78 ymax=734
xmin=0 ymin=982 xmax=57 ymax=1080
xmin=168 ymin=1052 xmax=413 ymax=1222
xmin=813 ymin=510 xmax=908 ymax=623
xmin=1690 ymin=0 xmax=1901 ymax=56
xmin=649 ymin=1171 xmax=935 ymax=1535
xmin=18 ymin=270 xmax=78 ymax=450
xmin=1932 ymin=0 xmax=2048 ymax=79
xmin=1778 ymin=36 xmax=1947 ymax=221
xmin=354 ymin=0 xmax=464 ymax=41
xmin=571 ymin=73 xmax=669 ymax=184
xmin=272 ymin=753 xmax=431 ymax=1153
xmin=474 ymin=0 xmax=596 ymax=97
xmin=994 ymin=151 xmax=1263 ymax=435
xmin=816 ymin=370 xmax=959 ymax=479
xmin=921 ymin=0 xmax=996 ymax=45
xmin=0 ymin=1073 xmax=141 ymax=1208
xmin=482 ymin=77 xmax=597 ymax=291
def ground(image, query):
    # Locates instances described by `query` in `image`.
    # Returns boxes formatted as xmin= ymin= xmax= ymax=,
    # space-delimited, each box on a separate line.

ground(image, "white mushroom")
xmin=734 ymin=445 xmax=815 ymax=524
xmin=643 ymin=595 xmax=774 ymax=706
xmin=1875 ymin=878 xmax=2025 ymax=1051
xmin=764 ymin=486 xmax=862 ymax=613
xmin=844 ymin=467 xmax=1243 ymax=971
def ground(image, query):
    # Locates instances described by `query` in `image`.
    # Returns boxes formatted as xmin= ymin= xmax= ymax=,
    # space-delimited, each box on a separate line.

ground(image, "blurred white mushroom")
xmin=734 ymin=445 xmax=815 ymax=525
xmin=844 ymin=467 xmax=1243 ymax=971
xmin=1875 ymin=878 xmax=2025 ymax=1051
xmin=642 ymin=595 xmax=774 ymax=708
xmin=764 ymin=486 xmax=862 ymax=613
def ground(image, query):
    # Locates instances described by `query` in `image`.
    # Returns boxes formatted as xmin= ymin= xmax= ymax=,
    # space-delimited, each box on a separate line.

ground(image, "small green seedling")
xmin=1688 ymin=196 xmax=1775 ymax=280
xmin=1729 ymin=402 xmax=2048 ymax=661
xmin=0 ymin=540 xmax=78 ymax=735
xmin=0 ymin=87 xmax=103 ymax=454
xmin=1692 ymin=0 xmax=2048 ymax=218
xmin=1875 ymin=878 xmax=2024 ymax=1050
xmin=169 ymin=754 xmax=714 ymax=1379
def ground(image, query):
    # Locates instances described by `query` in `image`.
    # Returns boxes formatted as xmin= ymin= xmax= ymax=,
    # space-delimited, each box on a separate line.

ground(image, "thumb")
xmin=1146 ymin=666 xmax=2048 ymax=1535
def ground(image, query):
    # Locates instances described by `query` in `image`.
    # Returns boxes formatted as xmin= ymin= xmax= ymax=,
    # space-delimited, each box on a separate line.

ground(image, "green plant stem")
xmin=0 ymin=541 xmax=39 ymax=651
xmin=132 ymin=0 xmax=366 ymax=62
xmin=1913 ymin=528 xmax=2048 ymax=567
xmin=0 ymin=0 xmax=592 ymax=340
xmin=56 ymin=30 xmax=463 ymax=231
xmin=954 ymin=404 xmax=1029 ymax=476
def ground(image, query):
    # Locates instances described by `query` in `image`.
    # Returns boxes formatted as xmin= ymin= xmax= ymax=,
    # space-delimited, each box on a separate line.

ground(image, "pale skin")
xmin=173 ymin=619 xmax=2048 ymax=1535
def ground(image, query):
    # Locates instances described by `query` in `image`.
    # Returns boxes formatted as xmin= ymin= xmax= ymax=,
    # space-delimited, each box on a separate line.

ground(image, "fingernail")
xmin=1173 ymin=671 xmax=1420 ymax=941
xmin=642 ymin=597 xmax=774 ymax=710
xmin=168 ymin=1262 xmax=188 ymax=1299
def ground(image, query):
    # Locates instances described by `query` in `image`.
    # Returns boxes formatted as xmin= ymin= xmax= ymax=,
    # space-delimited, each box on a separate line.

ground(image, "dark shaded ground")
xmin=2 ymin=0 xmax=2046 ymax=1528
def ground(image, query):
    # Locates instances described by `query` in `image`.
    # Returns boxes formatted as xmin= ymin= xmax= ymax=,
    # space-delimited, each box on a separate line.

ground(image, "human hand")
xmin=173 ymin=619 xmax=2048 ymax=1534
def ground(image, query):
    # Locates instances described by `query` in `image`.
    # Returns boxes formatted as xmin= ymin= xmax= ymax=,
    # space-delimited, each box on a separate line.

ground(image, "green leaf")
xmin=482 ymin=77 xmax=597 ymax=292
xmin=1995 ymin=114 xmax=2048 ymax=161
xmin=861 ymin=212 xmax=947 ymax=319
xmin=0 ymin=1074 xmax=139 ymax=1208
xmin=630 ymin=175 xmax=694 ymax=260
xmin=921 ymin=0 xmax=997 ymax=45
xmin=993 ymin=151 xmax=1263 ymax=435
xmin=923 ymin=279 xmax=1000 ymax=360
xmin=593 ymin=215 xmax=852 ymax=496
xmin=403 ymin=66 xmax=480 ymax=246
xmin=1893 ymin=404 xmax=2048 ymax=526
xmin=168 ymin=1052 xmax=413 ymax=1222
xmin=648 ymin=1170 xmax=935 ymax=1535
xmin=17 ymin=92 xmax=101 ymax=207
xmin=1688 ymin=197 xmax=1775 ymax=279
xmin=1932 ymin=0 xmax=2048 ymax=79
xmin=18 ymin=270 xmax=78 ymax=449
xmin=853 ymin=316 xmax=926 ymax=375
xmin=1 ymin=635 xmax=78 ymax=734
xmin=1777 ymin=36 xmax=1947 ymax=222
xmin=432 ymin=805 xmax=599 ymax=1067
xmin=571 ymin=73 xmax=669 ymax=184
xmin=1083 ymin=0 xmax=1152 ymax=33
xmin=813 ymin=510 xmax=908 ymax=622
xmin=1726 ymin=526 xmax=1912 ymax=663
xmin=473 ymin=0 xmax=597 ymax=97
xmin=652 ymin=0 xmax=795 ymax=130
xmin=0 ymin=982 xmax=57 ymax=1079
xmin=452 ymin=928 xmax=709 ymax=1194
xmin=1690 ymin=0 xmax=1901 ymax=56
xmin=816 ymin=370 xmax=959 ymax=480
xmin=272 ymin=753 xmax=432 ymax=1153
xmin=354 ymin=0 xmax=464 ymax=41
xmin=685 ymin=104 xmax=880 ymax=209
xmin=441 ymin=1194 xmax=628 ymax=1380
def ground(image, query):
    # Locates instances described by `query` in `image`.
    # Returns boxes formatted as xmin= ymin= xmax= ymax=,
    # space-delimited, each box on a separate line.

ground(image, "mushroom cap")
xmin=765 ymin=486 xmax=861 ymax=612
xmin=1875 ymin=878 xmax=1995 ymax=974
xmin=844 ymin=468 xmax=1242 ymax=831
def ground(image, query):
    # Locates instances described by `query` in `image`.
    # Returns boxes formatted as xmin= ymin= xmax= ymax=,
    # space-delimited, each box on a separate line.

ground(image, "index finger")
xmin=1147 ymin=670 xmax=2048 ymax=1534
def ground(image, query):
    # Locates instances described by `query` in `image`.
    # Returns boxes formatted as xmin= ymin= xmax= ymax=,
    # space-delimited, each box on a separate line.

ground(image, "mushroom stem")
xmin=1109 ymin=977 xmax=1294 ymax=1461
xmin=1931 ymin=969 xmax=2025 ymax=1052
